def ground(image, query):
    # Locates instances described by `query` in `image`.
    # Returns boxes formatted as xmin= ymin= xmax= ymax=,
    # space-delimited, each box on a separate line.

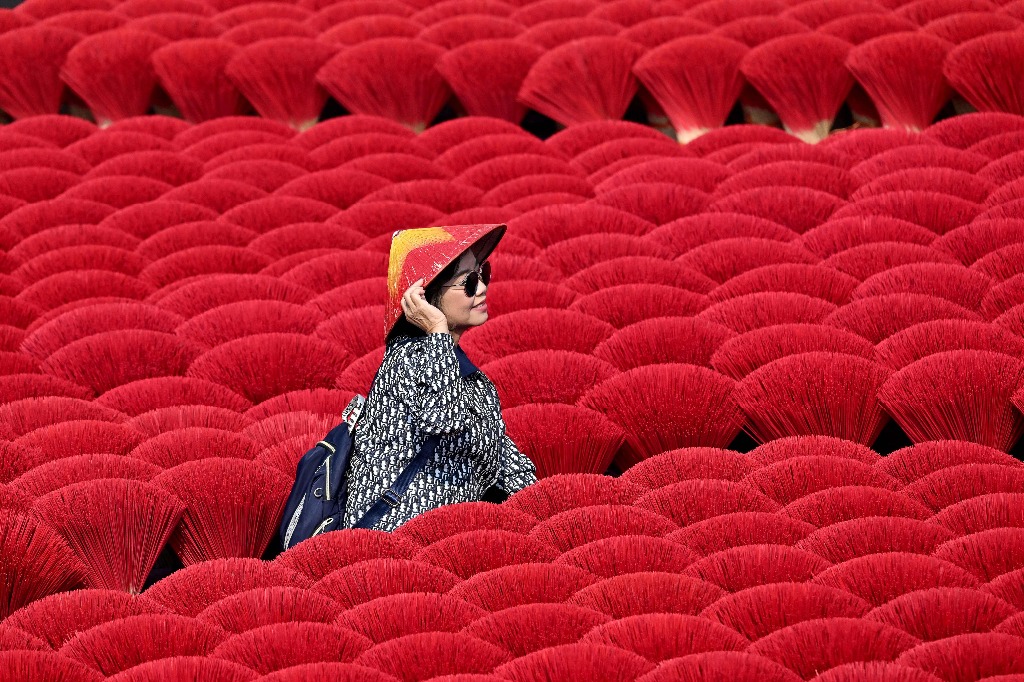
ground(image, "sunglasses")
xmin=441 ymin=260 xmax=491 ymax=298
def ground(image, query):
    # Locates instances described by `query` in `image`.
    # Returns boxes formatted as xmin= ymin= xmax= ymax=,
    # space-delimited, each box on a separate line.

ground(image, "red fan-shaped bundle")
xmin=355 ymin=631 xmax=511 ymax=681
xmin=339 ymin=592 xmax=484 ymax=643
xmin=850 ymin=145 xmax=988 ymax=185
xmin=944 ymin=33 xmax=1024 ymax=116
xmin=95 ymin=375 xmax=251 ymax=415
xmin=698 ymin=292 xmax=837 ymax=335
xmin=796 ymin=515 xmax=952 ymax=563
xmin=825 ymin=294 xmax=980 ymax=345
xmin=529 ymin=504 xmax=677 ymax=552
xmin=196 ymin=586 xmax=341 ymax=634
xmin=436 ymin=39 xmax=540 ymax=123
xmin=316 ymin=38 xmax=448 ymax=132
xmin=702 ymin=582 xmax=871 ymax=641
xmin=566 ymin=257 xmax=714 ymax=296
xmin=832 ymin=191 xmax=981 ymax=236
xmin=878 ymin=350 xmax=1024 ymax=450
xmin=502 ymin=403 xmax=625 ymax=477
xmin=544 ymin=122 xmax=668 ymax=162
xmin=555 ymin=535 xmax=698 ymax=579
xmin=987 ymin=567 xmax=1024 ymax=610
xmin=854 ymin=168 xmax=993 ymax=205
xmin=178 ymin=300 xmax=323 ymax=350
xmin=220 ymin=197 xmax=337 ymax=235
xmin=0 ymin=396 xmax=126 ymax=440
xmin=852 ymin=263 xmax=992 ymax=311
xmin=210 ymin=622 xmax=370 ymax=674
xmin=0 ymin=440 xmax=46 ymax=484
xmin=492 ymin=644 xmax=655 ymax=682
xmin=151 ymin=458 xmax=291 ymax=564
xmin=811 ymin=220 xmax=937 ymax=262
xmin=99 ymin=657 xmax=257 ymax=681
xmin=582 ymin=612 xmax=748 ymax=662
xmin=876 ymin=319 xmax=1024 ymax=370
xmin=221 ymin=38 xmax=336 ymax=130
xmin=783 ymin=486 xmax=932 ymax=528
xmin=684 ymin=544 xmax=830 ymax=592
xmin=458 ymin=308 xmax=614 ymax=364
xmin=318 ymin=16 xmax=421 ymax=46
xmin=568 ymin=283 xmax=709 ymax=329
xmin=59 ymin=614 xmax=228 ymax=677
xmin=933 ymin=491 xmax=1024 ymax=535
xmin=868 ymin=587 xmax=1017 ymax=642
xmin=878 ymin=440 xmax=1022 ymax=486
xmin=30 ymin=479 xmax=183 ymax=593
xmin=642 ymin=483 xmax=781 ymax=538
xmin=160 ymin=178 xmax=268 ymax=212
xmin=0 ymin=166 xmax=81 ymax=202
xmin=566 ymin=572 xmax=720 ymax=622
xmin=450 ymin=562 xmax=595 ymax=613
xmin=129 ymin=428 xmax=259 ymax=466
xmin=846 ymin=33 xmax=951 ymax=132
xmin=276 ymin=529 xmax=420 ymax=582
xmin=4 ymin=589 xmax=169 ymax=649
xmin=60 ymin=29 xmax=168 ymax=126
xmin=640 ymin=651 xmax=806 ymax=682
xmin=594 ymin=183 xmax=709 ymax=226
xmin=896 ymin=633 xmax=1024 ymax=682
xmin=715 ymin=161 xmax=856 ymax=201
xmin=709 ymin=186 xmax=846 ymax=235
xmin=0 ymin=368 xmax=93 ymax=401
xmin=414 ymin=530 xmax=558 ymax=579
xmin=314 ymin=558 xmax=458 ymax=609
xmin=0 ymin=27 xmax=80 ymax=120
xmin=739 ymin=33 xmax=854 ymax=142
xmin=128 ymin=406 xmax=253 ymax=437
xmin=0 ymin=651 xmax=103 ymax=682
xmin=578 ymin=363 xmax=745 ymax=469
xmin=11 ymin=454 xmax=159 ymax=499
xmin=974 ymin=242 xmax=1024 ymax=282
xmin=39 ymin=329 xmax=199 ymax=394
xmin=517 ymin=36 xmax=644 ymax=126
xmin=221 ymin=18 xmax=315 ymax=45
xmin=592 ymin=317 xmax=733 ymax=371
xmin=619 ymin=447 xmax=754 ymax=491
xmin=394 ymin=502 xmax=535 ymax=547
xmin=13 ymin=419 xmax=144 ymax=458
xmin=676 ymin=239 xmax=819 ymax=285
xmin=749 ymin=618 xmax=919 ymax=680
xmin=504 ymin=473 xmax=641 ymax=521
xmin=517 ymin=16 xmax=621 ymax=50
xmin=0 ymin=510 xmax=85 ymax=619
xmin=142 ymin=557 xmax=310 ymax=617
xmin=710 ymin=323 xmax=875 ymax=380
xmin=465 ymin=602 xmax=608 ymax=657
xmin=933 ymin=526 xmax=1024 ymax=581
xmin=135 ymin=220 xmax=258 ymax=260
xmin=186 ymin=333 xmax=350 ymax=403
xmin=633 ymin=36 xmax=747 ymax=143
xmin=152 ymin=39 xmax=246 ymax=123
xmin=745 ymin=456 xmax=899 ymax=507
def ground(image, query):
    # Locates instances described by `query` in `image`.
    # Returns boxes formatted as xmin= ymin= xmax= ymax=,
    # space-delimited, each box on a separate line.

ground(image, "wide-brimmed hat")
xmin=384 ymin=223 xmax=506 ymax=340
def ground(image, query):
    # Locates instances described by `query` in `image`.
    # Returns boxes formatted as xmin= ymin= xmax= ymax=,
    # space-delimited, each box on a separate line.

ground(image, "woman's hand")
xmin=401 ymin=278 xmax=449 ymax=334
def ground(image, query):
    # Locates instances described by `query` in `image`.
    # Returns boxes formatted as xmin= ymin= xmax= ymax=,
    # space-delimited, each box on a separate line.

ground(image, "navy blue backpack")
xmin=278 ymin=337 xmax=439 ymax=550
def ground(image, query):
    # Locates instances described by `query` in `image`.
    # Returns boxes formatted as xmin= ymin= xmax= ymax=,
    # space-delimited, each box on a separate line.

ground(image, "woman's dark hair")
xmin=385 ymin=257 xmax=462 ymax=345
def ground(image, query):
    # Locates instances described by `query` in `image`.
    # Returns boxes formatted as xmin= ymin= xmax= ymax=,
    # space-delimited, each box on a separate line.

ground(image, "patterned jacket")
xmin=342 ymin=331 xmax=538 ymax=531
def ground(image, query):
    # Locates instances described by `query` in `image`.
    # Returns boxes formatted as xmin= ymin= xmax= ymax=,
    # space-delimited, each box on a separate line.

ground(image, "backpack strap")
xmin=352 ymin=432 xmax=440 ymax=530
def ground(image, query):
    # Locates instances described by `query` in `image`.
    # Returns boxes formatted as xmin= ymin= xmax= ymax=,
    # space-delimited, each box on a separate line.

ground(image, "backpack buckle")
xmin=380 ymin=488 xmax=403 ymax=508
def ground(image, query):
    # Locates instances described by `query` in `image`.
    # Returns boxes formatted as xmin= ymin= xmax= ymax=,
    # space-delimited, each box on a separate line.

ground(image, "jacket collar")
xmin=454 ymin=343 xmax=479 ymax=378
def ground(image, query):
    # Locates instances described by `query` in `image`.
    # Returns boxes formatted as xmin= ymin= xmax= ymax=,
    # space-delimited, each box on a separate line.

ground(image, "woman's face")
xmin=437 ymin=250 xmax=488 ymax=330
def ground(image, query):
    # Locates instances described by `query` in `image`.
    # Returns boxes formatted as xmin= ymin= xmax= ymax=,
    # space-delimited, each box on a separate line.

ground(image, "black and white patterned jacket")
xmin=342 ymin=331 xmax=538 ymax=531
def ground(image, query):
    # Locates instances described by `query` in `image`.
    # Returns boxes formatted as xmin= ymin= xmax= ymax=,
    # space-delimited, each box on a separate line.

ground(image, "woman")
xmin=341 ymin=223 xmax=538 ymax=532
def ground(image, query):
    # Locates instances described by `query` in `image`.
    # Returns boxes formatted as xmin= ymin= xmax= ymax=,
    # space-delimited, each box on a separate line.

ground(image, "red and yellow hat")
xmin=385 ymin=223 xmax=506 ymax=340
